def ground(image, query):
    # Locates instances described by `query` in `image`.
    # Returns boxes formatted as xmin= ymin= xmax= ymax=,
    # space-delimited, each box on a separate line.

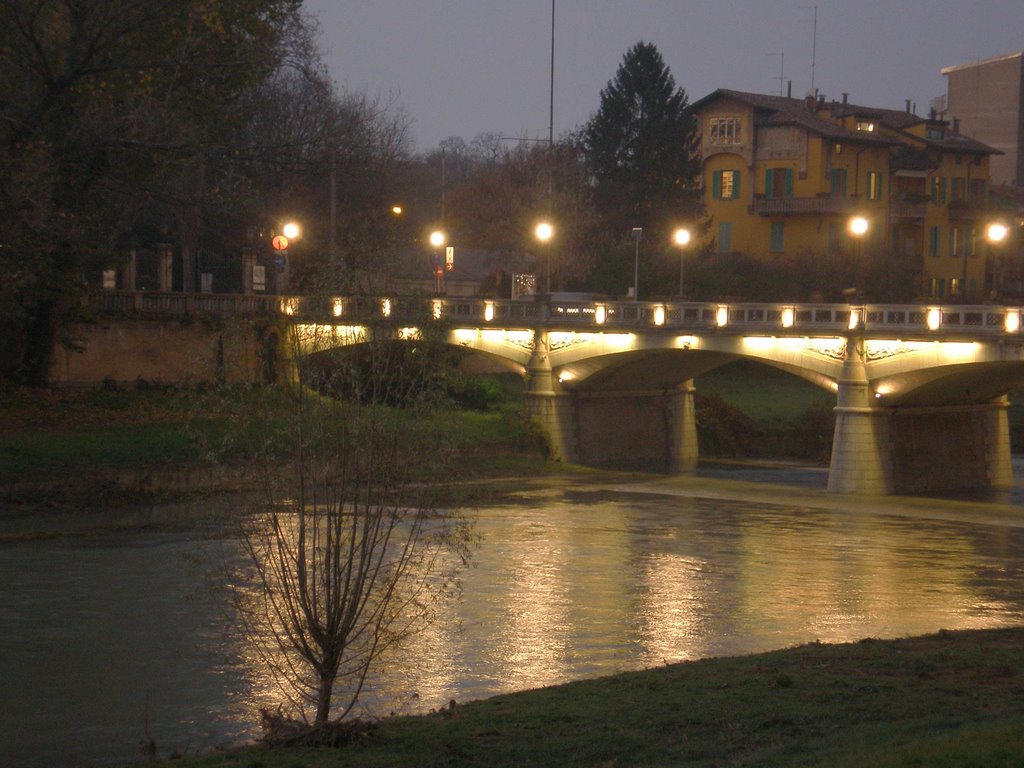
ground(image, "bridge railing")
xmin=84 ymin=290 xmax=1024 ymax=337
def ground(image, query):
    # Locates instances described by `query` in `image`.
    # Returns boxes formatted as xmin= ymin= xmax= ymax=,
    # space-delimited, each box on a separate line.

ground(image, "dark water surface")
xmin=3 ymin=469 xmax=1024 ymax=767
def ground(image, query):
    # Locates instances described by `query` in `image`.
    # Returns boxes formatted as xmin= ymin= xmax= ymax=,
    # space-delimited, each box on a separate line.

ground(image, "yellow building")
xmin=691 ymin=89 xmax=1002 ymax=300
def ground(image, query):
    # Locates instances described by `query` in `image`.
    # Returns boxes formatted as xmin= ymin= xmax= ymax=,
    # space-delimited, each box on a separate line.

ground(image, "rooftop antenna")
xmin=801 ymin=5 xmax=818 ymax=95
xmin=769 ymin=52 xmax=785 ymax=96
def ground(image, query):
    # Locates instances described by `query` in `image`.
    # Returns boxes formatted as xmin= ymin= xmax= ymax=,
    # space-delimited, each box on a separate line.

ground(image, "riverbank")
xmin=174 ymin=625 xmax=1024 ymax=767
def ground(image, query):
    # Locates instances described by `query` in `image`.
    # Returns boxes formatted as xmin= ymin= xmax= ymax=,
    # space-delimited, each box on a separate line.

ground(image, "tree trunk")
xmin=314 ymin=673 xmax=334 ymax=726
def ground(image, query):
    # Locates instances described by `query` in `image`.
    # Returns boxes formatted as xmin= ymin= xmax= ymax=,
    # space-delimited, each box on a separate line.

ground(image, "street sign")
xmin=445 ymin=246 xmax=454 ymax=271
xmin=271 ymin=235 xmax=289 ymax=251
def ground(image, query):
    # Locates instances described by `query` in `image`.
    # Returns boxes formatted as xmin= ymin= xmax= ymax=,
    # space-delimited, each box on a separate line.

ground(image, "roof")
xmin=941 ymin=50 xmax=1024 ymax=76
xmin=693 ymin=88 xmax=1000 ymax=155
xmin=694 ymin=89 xmax=898 ymax=147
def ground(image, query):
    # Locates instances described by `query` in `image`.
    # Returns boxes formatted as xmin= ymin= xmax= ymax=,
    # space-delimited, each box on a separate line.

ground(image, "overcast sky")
xmin=303 ymin=0 xmax=1024 ymax=153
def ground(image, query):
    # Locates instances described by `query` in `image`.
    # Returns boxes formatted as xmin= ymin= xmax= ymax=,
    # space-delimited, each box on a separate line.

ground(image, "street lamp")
xmin=535 ymin=221 xmax=554 ymax=293
xmin=429 ymin=229 xmax=446 ymax=294
xmin=848 ymin=215 xmax=869 ymax=238
xmin=631 ymin=227 xmax=643 ymax=300
xmin=986 ymin=221 xmax=1010 ymax=298
xmin=282 ymin=221 xmax=301 ymax=240
xmin=672 ymin=227 xmax=692 ymax=297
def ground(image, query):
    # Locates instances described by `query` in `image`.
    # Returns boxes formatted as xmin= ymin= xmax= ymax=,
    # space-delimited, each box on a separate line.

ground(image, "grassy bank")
xmin=176 ymin=626 xmax=1024 ymax=767
xmin=0 ymin=381 xmax=556 ymax=509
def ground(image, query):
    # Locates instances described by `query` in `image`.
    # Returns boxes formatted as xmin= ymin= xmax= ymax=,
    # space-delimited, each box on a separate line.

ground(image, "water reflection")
xmin=3 ymin=483 xmax=1024 ymax=766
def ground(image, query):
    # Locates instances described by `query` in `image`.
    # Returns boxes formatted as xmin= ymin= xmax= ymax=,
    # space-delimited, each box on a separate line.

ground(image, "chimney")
xmin=905 ymin=99 xmax=911 ymax=113
xmin=953 ymin=117 xmax=960 ymax=133
xmin=817 ymin=93 xmax=825 ymax=109
xmin=805 ymin=93 xmax=816 ymax=111
xmin=787 ymin=80 xmax=792 ymax=98
xmin=842 ymin=92 xmax=848 ymax=106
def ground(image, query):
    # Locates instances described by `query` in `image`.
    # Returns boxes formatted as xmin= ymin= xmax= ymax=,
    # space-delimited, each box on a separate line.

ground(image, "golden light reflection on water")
xmin=635 ymin=553 xmax=708 ymax=665
xmin=222 ymin=493 xmax=1024 ymax=722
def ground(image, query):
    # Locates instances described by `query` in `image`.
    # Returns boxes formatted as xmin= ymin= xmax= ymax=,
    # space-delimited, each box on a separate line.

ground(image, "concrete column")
xmin=523 ymin=330 xmax=577 ymax=463
xmin=985 ymin=396 xmax=1013 ymax=489
xmin=242 ymin=249 xmax=255 ymax=294
xmin=157 ymin=244 xmax=174 ymax=292
xmin=122 ymin=246 xmax=138 ymax=291
xmin=827 ymin=336 xmax=894 ymax=494
xmin=669 ymin=380 xmax=699 ymax=473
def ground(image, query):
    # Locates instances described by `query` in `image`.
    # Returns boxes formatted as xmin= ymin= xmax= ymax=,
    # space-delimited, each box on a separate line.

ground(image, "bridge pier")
xmin=884 ymin=398 xmax=1013 ymax=495
xmin=828 ymin=338 xmax=894 ymax=494
xmin=572 ymin=383 xmax=698 ymax=473
xmin=523 ymin=331 xmax=698 ymax=472
xmin=828 ymin=337 xmax=1014 ymax=495
xmin=523 ymin=330 xmax=577 ymax=462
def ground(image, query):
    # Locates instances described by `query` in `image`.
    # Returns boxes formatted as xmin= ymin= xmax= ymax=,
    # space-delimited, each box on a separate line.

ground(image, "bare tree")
xmin=230 ymin=324 xmax=472 ymax=730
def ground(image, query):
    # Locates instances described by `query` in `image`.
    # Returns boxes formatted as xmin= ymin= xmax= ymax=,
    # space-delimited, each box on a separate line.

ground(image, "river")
xmin=3 ymin=466 xmax=1024 ymax=767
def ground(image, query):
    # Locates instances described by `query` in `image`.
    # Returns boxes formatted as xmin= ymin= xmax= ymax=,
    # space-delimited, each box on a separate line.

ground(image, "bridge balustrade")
xmin=85 ymin=290 xmax=1024 ymax=338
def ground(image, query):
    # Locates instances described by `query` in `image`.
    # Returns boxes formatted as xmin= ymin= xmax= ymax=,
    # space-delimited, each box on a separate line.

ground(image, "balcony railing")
xmin=752 ymin=195 xmax=857 ymax=216
xmin=888 ymin=200 xmax=926 ymax=219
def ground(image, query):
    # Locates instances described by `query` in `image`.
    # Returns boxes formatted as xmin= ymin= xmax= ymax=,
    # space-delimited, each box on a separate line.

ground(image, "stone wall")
xmin=50 ymin=316 xmax=277 ymax=386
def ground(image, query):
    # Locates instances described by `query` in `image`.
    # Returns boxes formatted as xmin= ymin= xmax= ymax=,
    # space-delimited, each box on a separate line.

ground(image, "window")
xmin=717 ymin=222 xmax=733 ymax=252
xmin=867 ymin=171 xmax=882 ymax=201
xmin=931 ymin=176 xmax=947 ymax=204
xmin=828 ymin=222 xmax=841 ymax=253
xmin=856 ymin=121 xmax=876 ymax=132
xmin=711 ymin=169 xmax=741 ymax=200
xmin=970 ymin=179 xmax=986 ymax=203
xmin=928 ymin=226 xmax=940 ymax=257
xmin=834 ymin=143 xmax=843 ymax=154
xmin=949 ymin=227 xmax=961 ymax=257
xmin=830 ymin=168 xmax=848 ymax=197
xmin=968 ymin=227 xmax=978 ymax=257
xmin=951 ymin=177 xmax=964 ymax=200
xmin=765 ymin=167 xmax=793 ymax=198
xmin=930 ymin=278 xmax=945 ymax=298
xmin=927 ymin=126 xmax=945 ymax=140
xmin=709 ymin=117 xmax=742 ymax=145
xmin=770 ymin=222 xmax=785 ymax=252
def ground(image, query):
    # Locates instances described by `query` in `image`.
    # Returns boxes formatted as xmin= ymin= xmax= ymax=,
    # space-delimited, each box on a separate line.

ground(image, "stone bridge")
xmin=75 ymin=291 xmax=1024 ymax=497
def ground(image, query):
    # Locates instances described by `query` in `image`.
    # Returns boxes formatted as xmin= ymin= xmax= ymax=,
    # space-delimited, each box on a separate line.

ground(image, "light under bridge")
xmin=275 ymin=294 xmax=1024 ymax=498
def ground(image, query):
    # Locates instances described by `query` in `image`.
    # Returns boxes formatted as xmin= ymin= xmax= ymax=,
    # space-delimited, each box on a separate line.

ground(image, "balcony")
xmin=752 ymin=194 xmax=857 ymax=216
xmin=947 ymin=198 xmax=996 ymax=222
xmin=889 ymin=200 xmax=926 ymax=219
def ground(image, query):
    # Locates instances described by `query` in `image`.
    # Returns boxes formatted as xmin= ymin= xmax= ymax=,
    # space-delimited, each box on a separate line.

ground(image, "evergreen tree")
xmin=583 ymin=42 xmax=702 ymax=296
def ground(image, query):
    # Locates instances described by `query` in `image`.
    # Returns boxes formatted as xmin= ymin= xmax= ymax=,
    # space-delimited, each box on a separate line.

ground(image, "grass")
xmin=696 ymin=359 xmax=834 ymax=425
xmin=0 ymin=382 xmax=556 ymax=501
xmin=173 ymin=626 xmax=1024 ymax=767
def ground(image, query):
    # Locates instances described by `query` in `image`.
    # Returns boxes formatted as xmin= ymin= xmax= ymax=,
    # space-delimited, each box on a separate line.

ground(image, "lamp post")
xmin=631 ymin=227 xmax=643 ymax=300
xmin=847 ymin=215 xmax=869 ymax=295
xmin=429 ymin=229 xmax=446 ymax=295
xmin=985 ymin=221 xmax=1010 ymax=298
xmin=672 ymin=227 xmax=692 ymax=297
xmin=535 ymin=221 xmax=554 ymax=294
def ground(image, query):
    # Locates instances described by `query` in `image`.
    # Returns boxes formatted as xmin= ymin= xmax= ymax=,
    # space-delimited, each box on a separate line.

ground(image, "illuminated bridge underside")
xmin=291 ymin=320 xmax=1024 ymax=497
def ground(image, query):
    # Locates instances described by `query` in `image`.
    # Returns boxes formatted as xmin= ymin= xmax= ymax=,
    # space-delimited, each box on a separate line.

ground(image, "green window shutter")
xmin=711 ymin=170 xmax=722 ymax=199
xmin=732 ymin=170 xmax=741 ymax=199
xmin=765 ymin=168 xmax=774 ymax=197
xmin=718 ymin=222 xmax=732 ymax=252
xmin=784 ymin=168 xmax=794 ymax=197
xmin=770 ymin=222 xmax=785 ymax=252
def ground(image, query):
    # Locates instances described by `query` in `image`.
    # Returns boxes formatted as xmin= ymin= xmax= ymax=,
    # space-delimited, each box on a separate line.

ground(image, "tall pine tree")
xmin=583 ymin=42 xmax=702 ymax=296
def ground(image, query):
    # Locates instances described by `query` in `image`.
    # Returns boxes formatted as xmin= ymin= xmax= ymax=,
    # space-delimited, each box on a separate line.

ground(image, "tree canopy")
xmin=582 ymin=41 xmax=702 ymax=296
xmin=0 ymin=0 xmax=410 ymax=384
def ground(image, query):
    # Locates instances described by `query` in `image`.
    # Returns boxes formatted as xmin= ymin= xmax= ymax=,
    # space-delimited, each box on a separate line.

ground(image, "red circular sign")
xmin=271 ymin=235 xmax=289 ymax=251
